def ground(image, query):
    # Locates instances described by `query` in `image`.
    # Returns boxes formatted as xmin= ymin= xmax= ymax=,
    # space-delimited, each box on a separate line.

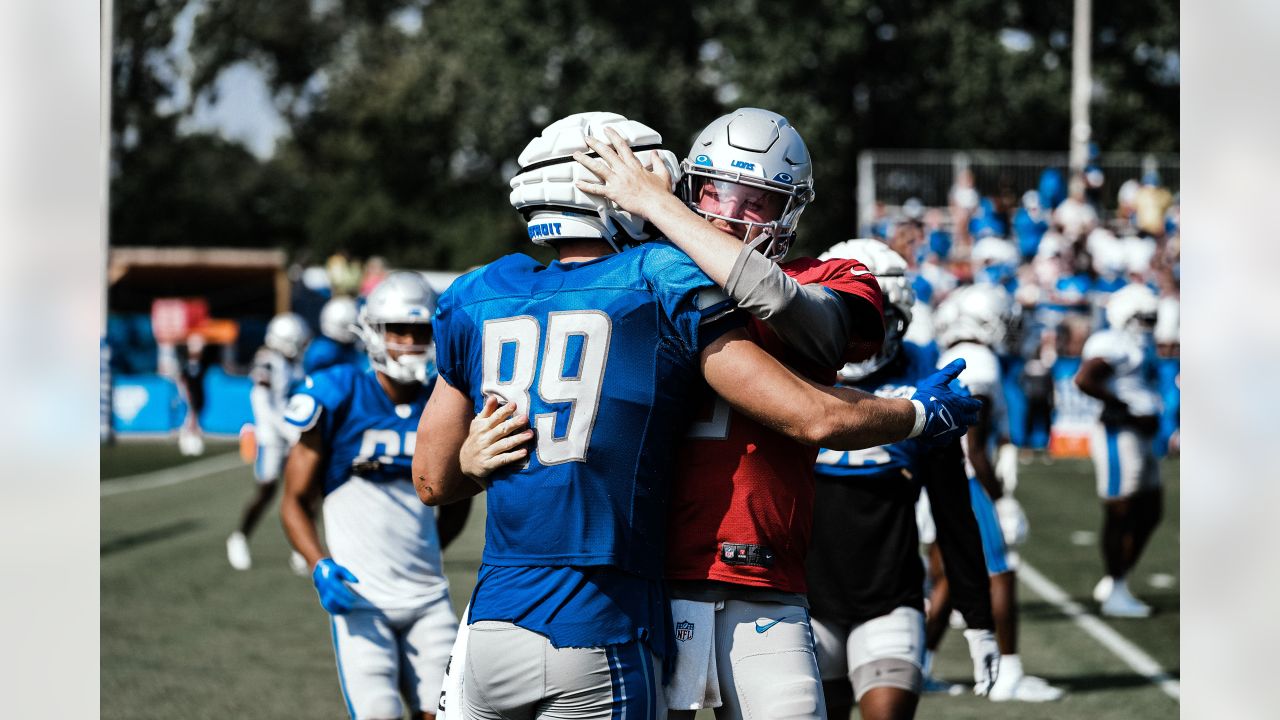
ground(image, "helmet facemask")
xmin=679 ymin=165 xmax=812 ymax=261
xmin=361 ymin=320 xmax=435 ymax=385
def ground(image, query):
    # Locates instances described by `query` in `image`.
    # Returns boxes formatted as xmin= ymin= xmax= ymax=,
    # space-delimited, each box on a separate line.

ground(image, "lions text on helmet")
xmin=357 ymin=271 xmax=439 ymax=385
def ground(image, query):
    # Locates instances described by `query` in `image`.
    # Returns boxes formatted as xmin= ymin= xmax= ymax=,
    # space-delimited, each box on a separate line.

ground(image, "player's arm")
xmin=1075 ymin=356 xmax=1158 ymax=433
xmin=575 ymin=130 xmax=872 ymax=369
xmin=964 ymin=394 xmax=1001 ymax=499
xmin=414 ymin=376 xmax=488 ymax=507
xmin=923 ymin=439 xmax=995 ymax=631
xmin=279 ymin=426 xmax=327 ymax=569
xmin=700 ymin=328 xmax=980 ymax=449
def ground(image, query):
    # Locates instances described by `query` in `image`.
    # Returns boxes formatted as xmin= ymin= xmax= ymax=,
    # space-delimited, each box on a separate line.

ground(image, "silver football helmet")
xmin=820 ymin=239 xmax=914 ymax=381
xmin=935 ymin=283 xmax=1014 ymax=352
xmin=680 ymin=108 xmax=815 ymax=261
xmin=319 ymin=296 xmax=358 ymax=344
xmin=357 ymin=271 xmax=438 ymax=385
xmin=509 ymin=111 xmax=680 ymax=253
xmin=265 ymin=312 xmax=311 ymax=360
xmin=1105 ymin=283 xmax=1159 ymax=336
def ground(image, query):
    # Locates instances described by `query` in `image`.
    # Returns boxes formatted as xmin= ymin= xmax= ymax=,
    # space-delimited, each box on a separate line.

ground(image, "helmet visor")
xmin=690 ymin=177 xmax=789 ymax=225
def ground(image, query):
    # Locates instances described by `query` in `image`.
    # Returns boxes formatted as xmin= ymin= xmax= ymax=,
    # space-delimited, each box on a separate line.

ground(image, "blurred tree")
xmin=111 ymin=0 xmax=1179 ymax=268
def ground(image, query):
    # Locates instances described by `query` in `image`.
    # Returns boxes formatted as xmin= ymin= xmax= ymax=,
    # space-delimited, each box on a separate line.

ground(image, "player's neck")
xmin=554 ymin=238 xmax=615 ymax=263
xmin=375 ymin=371 xmax=420 ymax=404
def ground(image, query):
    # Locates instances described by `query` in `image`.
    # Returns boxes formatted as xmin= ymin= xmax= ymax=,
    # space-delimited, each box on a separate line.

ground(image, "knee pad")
xmin=850 ymin=658 xmax=923 ymax=700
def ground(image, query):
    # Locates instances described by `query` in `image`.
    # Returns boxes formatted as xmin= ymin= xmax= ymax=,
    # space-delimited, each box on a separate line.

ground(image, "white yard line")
xmin=101 ymin=453 xmax=244 ymax=497
xmin=1019 ymin=561 xmax=1181 ymax=702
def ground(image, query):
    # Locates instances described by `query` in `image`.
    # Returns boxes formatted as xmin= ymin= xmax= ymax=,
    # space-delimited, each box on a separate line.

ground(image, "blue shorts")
xmin=969 ymin=477 xmax=1012 ymax=575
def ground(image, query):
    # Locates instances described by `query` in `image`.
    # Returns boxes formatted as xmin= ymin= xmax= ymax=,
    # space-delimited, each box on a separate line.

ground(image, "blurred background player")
xmin=280 ymin=272 xmax=469 ymax=720
xmin=574 ymin=109 xmax=980 ymax=720
xmin=304 ymin=296 xmax=362 ymax=373
xmin=418 ymin=112 xmax=980 ymax=720
xmin=805 ymin=239 xmax=998 ymax=720
xmin=923 ymin=283 xmax=1064 ymax=702
xmin=1074 ymin=283 xmax=1164 ymax=617
xmin=176 ymin=332 xmax=210 ymax=456
xmin=226 ymin=311 xmax=311 ymax=571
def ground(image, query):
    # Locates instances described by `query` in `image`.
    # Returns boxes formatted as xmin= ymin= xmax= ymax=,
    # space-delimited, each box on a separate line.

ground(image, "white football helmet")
xmin=319 ymin=297 xmax=358 ymax=344
xmin=935 ymin=283 xmax=1013 ymax=352
xmin=681 ymin=108 xmax=815 ymax=261
xmin=820 ymin=239 xmax=914 ymax=381
xmin=509 ymin=111 xmax=680 ymax=253
xmin=1105 ymin=283 xmax=1159 ymax=336
xmin=971 ymin=236 xmax=1019 ymax=285
xmin=265 ymin=313 xmax=311 ymax=360
xmin=357 ymin=271 xmax=438 ymax=385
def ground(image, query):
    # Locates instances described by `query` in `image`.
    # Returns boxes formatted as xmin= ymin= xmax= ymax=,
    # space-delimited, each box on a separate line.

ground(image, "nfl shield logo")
xmin=675 ymin=621 xmax=695 ymax=642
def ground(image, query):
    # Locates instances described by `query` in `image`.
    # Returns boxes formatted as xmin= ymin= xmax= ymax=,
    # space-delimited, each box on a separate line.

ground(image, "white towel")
xmin=437 ymin=603 xmax=470 ymax=720
xmin=664 ymin=599 xmax=721 ymax=710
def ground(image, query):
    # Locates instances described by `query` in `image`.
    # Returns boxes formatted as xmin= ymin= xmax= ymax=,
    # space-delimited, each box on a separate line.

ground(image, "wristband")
xmin=907 ymin=399 xmax=927 ymax=438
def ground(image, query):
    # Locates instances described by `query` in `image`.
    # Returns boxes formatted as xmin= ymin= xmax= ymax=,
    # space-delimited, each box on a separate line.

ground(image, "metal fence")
xmin=856 ymin=148 xmax=1180 ymax=231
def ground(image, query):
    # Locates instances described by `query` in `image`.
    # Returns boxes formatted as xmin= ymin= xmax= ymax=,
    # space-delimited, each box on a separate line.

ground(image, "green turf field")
xmin=102 ymin=443 xmax=1178 ymax=719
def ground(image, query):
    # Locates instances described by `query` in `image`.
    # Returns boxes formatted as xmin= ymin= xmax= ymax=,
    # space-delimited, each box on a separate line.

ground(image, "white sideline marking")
xmin=101 ymin=453 xmax=244 ymax=497
xmin=1018 ymin=562 xmax=1180 ymax=702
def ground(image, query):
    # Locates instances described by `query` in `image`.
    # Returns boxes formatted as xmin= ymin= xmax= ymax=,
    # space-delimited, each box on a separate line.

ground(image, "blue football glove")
xmin=910 ymin=359 xmax=983 ymax=447
xmin=312 ymin=558 xmax=360 ymax=615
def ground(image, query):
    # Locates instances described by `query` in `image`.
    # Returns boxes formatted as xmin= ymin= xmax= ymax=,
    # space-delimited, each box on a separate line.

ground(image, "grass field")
xmin=102 ymin=442 xmax=1179 ymax=719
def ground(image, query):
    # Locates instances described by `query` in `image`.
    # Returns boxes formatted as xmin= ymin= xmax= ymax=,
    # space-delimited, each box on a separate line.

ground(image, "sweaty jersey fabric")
xmin=432 ymin=242 xmax=740 ymax=654
xmin=665 ymin=257 xmax=885 ymax=595
xmin=805 ymin=343 xmax=993 ymax=628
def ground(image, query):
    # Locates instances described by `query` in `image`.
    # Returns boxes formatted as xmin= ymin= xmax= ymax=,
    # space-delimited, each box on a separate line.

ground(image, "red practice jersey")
xmin=665 ymin=257 xmax=886 ymax=593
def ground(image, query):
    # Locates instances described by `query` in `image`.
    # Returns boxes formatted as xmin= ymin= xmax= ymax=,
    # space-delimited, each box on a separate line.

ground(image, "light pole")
xmin=1069 ymin=0 xmax=1093 ymax=175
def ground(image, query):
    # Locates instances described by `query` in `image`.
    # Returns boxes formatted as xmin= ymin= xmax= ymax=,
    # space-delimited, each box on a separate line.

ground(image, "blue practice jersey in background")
xmin=283 ymin=363 xmax=430 ymax=496
xmin=814 ymin=342 xmax=938 ymax=483
xmin=434 ymin=241 xmax=737 ymax=581
xmin=302 ymin=336 xmax=364 ymax=375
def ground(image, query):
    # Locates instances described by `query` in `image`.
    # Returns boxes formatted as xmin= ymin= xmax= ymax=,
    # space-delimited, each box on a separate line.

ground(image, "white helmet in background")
xmin=319 ymin=297 xmax=358 ymax=344
xmin=971 ymin=236 xmax=1019 ymax=285
xmin=681 ymin=108 xmax=815 ymax=261
xmin=265 ymin=313 xmax=311 ymax=360
xmin=1105 ymin=283 xmax=1159 ymax=336
xmin=936 ymin=284 xmax=1013 ymax=352
xmin=509 ymin=112 xmax=680 ymax=254
xmin=358 ymin=272 xmax=438 ymax=384
xmin=820 ymin=239 xmax=914 ymax=382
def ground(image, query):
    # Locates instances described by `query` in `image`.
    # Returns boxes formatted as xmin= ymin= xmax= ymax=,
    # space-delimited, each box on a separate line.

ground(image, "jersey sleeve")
xmin=938 ymin=343 xmax=1000 ymax=398
xmin=642 ymin=242 xmax=744 ymax=357
xmin=283 ymin=365 xmax=354 ymax=433
xmin=432 ymin=283 xmax=476 ymax=394
xmin=784 ymin=257 xmax=886 ymax=363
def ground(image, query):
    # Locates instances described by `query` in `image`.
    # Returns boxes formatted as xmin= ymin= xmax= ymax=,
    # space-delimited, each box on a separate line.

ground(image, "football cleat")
xmin=1092 ymin=576 xmax=1114 ymax=603
xmin=1101 ymin=582 xmax=1153 ymax=618
xmin=922 ymin=675 xmax=964 ymax=696
xmin=289 ymin=551 xmax=310 ymax=577
xmin=989 ymin=673 xmax=1065 ymax=702
xmin=226 ymin=532 xmax=252 ymax=571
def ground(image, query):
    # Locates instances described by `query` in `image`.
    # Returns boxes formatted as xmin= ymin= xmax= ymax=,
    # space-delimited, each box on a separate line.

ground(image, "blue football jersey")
xmin=433 ymin=241 xmax=737 ymax=580
xmin=813 ymin=342 xmax=937 ymax=483
xmin=283 ymin=364 xmax=430 ymax=495
xmin=302 ymin=336 xmax=362 ymax=374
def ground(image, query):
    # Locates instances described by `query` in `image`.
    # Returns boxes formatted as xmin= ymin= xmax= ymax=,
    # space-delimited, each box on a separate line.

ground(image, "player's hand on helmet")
xmin=909 ymin=359 xmax=983 ymax=446
xmin=573 ymin=127 xmax=675 ymax=218
xmin=460 ymin=395 xmax=533 ymax=483
xmin=963 ymin=628 xmax=1000 ymax=697
xmin=994 ymin=496 xmax=1029 ymax=546
xmin=312 ymin=558 xmax=360 ymax=615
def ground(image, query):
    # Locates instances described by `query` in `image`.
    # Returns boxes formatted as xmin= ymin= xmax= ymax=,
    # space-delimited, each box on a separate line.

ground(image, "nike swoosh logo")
xmin=754 ymin=618 xmax=789 ymax=633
